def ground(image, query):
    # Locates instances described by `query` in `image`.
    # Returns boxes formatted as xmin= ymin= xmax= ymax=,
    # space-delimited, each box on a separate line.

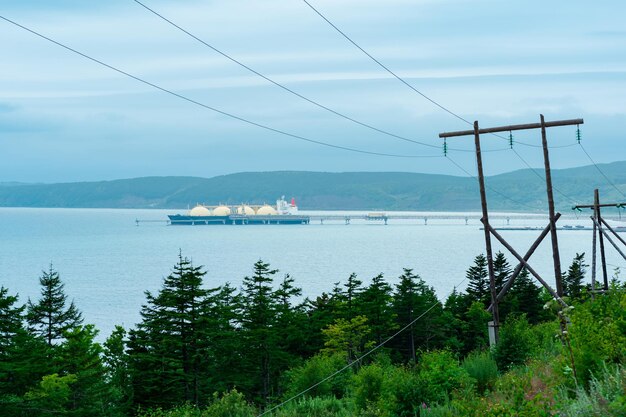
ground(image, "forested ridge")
xmin=0 ymin=253 xmax=625 ymax=416
xmin=1 ymin=161 xmax=626 ymax=211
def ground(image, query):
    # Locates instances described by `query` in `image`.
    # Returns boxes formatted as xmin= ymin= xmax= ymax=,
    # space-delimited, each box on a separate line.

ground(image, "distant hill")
xmin=1 ymin=162 xmax=625 ymax=211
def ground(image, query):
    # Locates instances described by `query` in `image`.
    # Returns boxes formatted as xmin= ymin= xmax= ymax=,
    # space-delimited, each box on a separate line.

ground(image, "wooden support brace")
xmin=482 ymin=220 xmax=568 ymax=308
xmin=600 ymin=217 xmax=626 ymax=247
xmin=592 ymin=217 xmax=626 ymax=261
xmin=487 ymin=213 xmax=560 ymax=312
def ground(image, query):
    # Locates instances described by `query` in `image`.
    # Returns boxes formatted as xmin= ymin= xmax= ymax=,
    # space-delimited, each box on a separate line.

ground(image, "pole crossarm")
xmin=439 ymin=118 xmax=584 ymax=138
xmin=574 ymin=202 xmax=626 ymax=210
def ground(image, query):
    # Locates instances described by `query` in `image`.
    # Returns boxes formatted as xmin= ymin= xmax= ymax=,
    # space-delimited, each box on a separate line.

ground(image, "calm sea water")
xmin=1 ymin=207 xmax=623 ymax=340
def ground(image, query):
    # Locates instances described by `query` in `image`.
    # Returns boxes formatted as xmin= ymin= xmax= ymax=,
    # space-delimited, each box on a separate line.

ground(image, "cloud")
xmin=0 ymin=0 xmax=624 ymax=182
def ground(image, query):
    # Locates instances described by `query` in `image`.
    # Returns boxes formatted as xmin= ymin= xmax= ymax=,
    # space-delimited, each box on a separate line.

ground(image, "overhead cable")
xmin=446 ymin=156 xmax=546 ymax=212
xmin=0 ymin=15 xmax=442 ymax=160
xmin=300 ymin=0 xmax=582 ymax=151
xmin=134 ymin=0 xmax=513 ymax=154
xmin=511 ymin=148 xmax=580 ymax=206
xmin=578 ymin=143 xmax=626 ymax=198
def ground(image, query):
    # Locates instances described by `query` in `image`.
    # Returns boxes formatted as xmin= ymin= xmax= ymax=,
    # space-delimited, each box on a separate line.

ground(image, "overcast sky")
xmin=1 ymin=0 xmax=625 ymax=182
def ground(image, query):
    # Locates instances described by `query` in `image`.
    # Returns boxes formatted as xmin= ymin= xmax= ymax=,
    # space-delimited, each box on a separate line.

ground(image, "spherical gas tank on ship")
xmin=237 ymin=205 xmax=255 ymax=215
xmin=256 ymin=205 xmax=277 ymax=215
xmin=189 ymin=206 xmax=211 ymax=216
xmin=212 ymin=206 xmax=232 ymax=216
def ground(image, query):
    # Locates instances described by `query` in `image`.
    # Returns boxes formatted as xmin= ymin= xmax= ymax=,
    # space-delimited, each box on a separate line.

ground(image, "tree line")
xmin=0 ymin=250 xmax=617 ymax=416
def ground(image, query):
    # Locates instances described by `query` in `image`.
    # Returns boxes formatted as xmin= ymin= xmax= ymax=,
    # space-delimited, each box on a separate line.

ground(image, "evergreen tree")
xmin=56 ymin=325 xmax=113 ymax=416
xmin=26 ymin=265 xmax=83 ymax=346
xmin=465 ymin=254 xmax=490 ymax=305
xmin=128 ymin=254 xmax=209 ymax=408
xmin=0 ymin=287 xmax=24 ymax=355
xmin=359 ymin=274 xmax=395 ymax=345
xmin=274 ymin=274 xmax=308 ymax=360
xmin=201 ymin=282 xmax=243 ymax=393
xmin=563 ymin=253 xmax=588 ymax=299
xmin=504 ymin=269 xmax=544 ymax=324
xmin=493 ymin=251 xmax=511 ymax=295
xmin=304 ymin=292 xmax=341 ymax=354
xmin=239 ymin=260 xmax=280 ymax=405
xmin=0 ymin=287 xmax=48 ymax=402
xmin=103 ymin=326 xmax=132 ymax=416
xmin=392 ymin=269 xmax=445 ymax=362
xmin=341 ymin=273 xmax=363 ymax=320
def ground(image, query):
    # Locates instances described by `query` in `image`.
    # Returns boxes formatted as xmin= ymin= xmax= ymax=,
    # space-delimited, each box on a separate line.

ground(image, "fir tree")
xmin=563 ymin=253 xmax=588 ymax=299
xmin=0 ymin=287 xmax=49 ymax=400
xmin=504 ymin=268 xmax=544 ymax=324
xmin=56 ymin=325 xmax=113 ymax=416
xmin=359 ymin=274 xmax=395 ymax=346
xmin=27 ymin=265 xmax=83 ymax=347
xmin=392 ymin=269 xmax=445 ymax=362
xmin=128 ymin=254 xmax=210 ymax=408
xmin=342 ymin=273 xmax=363 ymax=321
xmin=493 ymin=251 xmax=511 ymax=295
xmin=103 ymin=326 xmax=132 ymax=416
xmin=465 ymin=254 xmax=490 ymax=305
xmin=239 ymin=260 xmax=280 ymax=405
xmin=0 ymin=287 xmax=24 ymax=354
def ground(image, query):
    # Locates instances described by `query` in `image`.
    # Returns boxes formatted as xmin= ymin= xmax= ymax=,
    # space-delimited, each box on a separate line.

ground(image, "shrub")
xmin=204 ymin=389 xmax=256 ymax=417
xmin=417 ymin=350 xmax=473 ymax=405
xmin=350 ymin=362 xmax=385 ymax=410
xmin=269 ymin=396 xmax=353 ymax=417
xmin=462 ymin=350 xmax=498 ymax=393
xmin=567 ymin=288 xmax=626 ymax=384
xmin=493 ymin=315 xmax=536 ymax=371
xmin=281 ymin=353 xmax=350 ymax=399
xmin=559 ymin=364 xmax=626 ymax=417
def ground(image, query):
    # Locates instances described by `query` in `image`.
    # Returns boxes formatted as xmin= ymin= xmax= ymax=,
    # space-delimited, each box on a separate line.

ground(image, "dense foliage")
xmin=0 ymin=252 xmax=624 ymax=416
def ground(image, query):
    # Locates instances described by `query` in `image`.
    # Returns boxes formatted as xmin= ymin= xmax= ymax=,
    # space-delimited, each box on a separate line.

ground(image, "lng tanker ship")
xmin=168 ymin=196 xmax=310 ymax=225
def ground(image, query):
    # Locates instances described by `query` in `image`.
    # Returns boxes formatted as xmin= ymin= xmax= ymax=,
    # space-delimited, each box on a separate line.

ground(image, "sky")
xmin=1 ymin=0 xmax=625 ymax=183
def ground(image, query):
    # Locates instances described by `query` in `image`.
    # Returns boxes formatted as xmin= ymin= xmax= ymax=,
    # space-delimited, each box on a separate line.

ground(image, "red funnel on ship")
xmin=291 ymin=197 xmax=296 ymax=207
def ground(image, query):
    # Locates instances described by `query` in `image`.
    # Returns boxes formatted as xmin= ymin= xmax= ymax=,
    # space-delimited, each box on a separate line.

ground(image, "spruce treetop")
xmin=27 ymin=265 xmax=83 ymax=346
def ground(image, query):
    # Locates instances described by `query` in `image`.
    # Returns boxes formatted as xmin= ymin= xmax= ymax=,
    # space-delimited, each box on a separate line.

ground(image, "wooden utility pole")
xmin=540 ymin=115 xmax=564 ymax=296
xmin=595 ymin=189 xmax=609 ymax=289
xmin=574 ymin=190 xmax=626 ymax=291
xmin=473 ymin=121 xmax=500 ymax=342
xmin=439 ymin=115 xmax=582 ymax=343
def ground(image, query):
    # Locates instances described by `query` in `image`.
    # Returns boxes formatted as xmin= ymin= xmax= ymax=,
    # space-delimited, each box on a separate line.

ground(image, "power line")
xmin=578 ymin=143 xmax=626 ymax=199
xmin=0 ymin=15 xmax=443 ymax=160
xmin=301 ymin=0 xmax=585 ymax=152
xmin=301 ymin=0 xmax=471 ymax=126
xmin=133 ymin=0 xmax=478 ymax=153
xmin=257 ymin=275 xmax=468 ymax=417
xmin=510 ymin=148 xmax=580 ymax=206
xmin=446 ymin=156 xmax=544 ymax=212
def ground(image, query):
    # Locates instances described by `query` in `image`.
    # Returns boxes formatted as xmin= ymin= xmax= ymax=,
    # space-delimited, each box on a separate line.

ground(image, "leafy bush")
xmin=350 ymin=362 xmax=385 ymax=410
xmin=281 ymin=353 xmax=350 ymax=399
xmin=377 ymin=365 xmax=423 ymax=417
xmin=204 ymin=390 xmax=257 ymax=417
xmin=269 ymin=396 xmax=353 ymax=417
xmin=462 ymin=350 xmax=498 ymax=393
xmin=417 ymin=350 xmax=473 ymax=405
xmin=567 ymin=287 xmax=626 ymax=384
xmin=493 ymin=315 xmax=537 ymax=371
